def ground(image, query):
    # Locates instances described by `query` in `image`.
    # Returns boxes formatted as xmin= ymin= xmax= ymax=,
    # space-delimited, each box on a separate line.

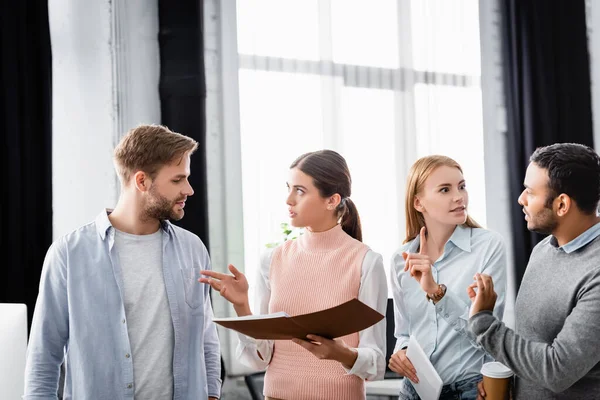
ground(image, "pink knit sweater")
xmin=263 ymin=224 xmax=370 ymax=400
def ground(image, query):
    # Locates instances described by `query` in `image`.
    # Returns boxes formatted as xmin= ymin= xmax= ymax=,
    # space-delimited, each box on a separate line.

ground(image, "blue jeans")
xmin=398 ymin=374 xmax=482 ymax=400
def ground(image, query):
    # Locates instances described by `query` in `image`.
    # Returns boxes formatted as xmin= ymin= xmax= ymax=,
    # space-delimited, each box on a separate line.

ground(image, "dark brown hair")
xmin=114 ymin=124 xmax=198 ymax=184
xmin=290 ymin=150 xmax=362 ymax=241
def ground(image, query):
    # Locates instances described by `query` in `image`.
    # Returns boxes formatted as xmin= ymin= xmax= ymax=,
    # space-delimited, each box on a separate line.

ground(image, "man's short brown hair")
xmin=114 ymin=124 xmax=198 ymax=184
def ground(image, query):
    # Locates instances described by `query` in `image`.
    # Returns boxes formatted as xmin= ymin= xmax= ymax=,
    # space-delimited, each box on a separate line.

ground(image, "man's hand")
xmin=467 ymin=273 xmax=497 ymax=318
xmin=403 ymin=227 xmax=438 ymax=294
xmin=388 ymin=348 xmax=419 ymax=383
xmin=476 ymin=379 xmax=486 ymax=400
xmin=292 ymin=334 xmax=358 ymax=369
xmin=209 ymin=397 xmax=218 ymax=400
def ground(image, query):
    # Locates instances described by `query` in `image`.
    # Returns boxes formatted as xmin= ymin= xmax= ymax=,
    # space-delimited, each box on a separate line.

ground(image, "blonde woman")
xmin=389 ymin=155 xmax=507 ymax=400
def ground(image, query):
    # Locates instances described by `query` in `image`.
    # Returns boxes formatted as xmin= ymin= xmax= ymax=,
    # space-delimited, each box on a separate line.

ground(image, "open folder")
xmin=213 ymin=298 xmax=384 ymax=340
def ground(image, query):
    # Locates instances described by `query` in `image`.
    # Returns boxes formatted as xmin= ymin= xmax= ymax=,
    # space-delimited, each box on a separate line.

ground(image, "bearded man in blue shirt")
xmin=24 ymin=124 xmax=222 ymax=400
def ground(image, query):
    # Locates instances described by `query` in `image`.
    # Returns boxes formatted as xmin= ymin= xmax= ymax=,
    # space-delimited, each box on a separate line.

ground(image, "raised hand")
xmin=467 ymin=273 xmax=497 ymax=317
xmin=388 ymin=348 xmax=419 ymax=383
xmin=403 ymin=226 xmax=438 ymax=294
xmin=199 ymin=264 xmax=251 ymax=315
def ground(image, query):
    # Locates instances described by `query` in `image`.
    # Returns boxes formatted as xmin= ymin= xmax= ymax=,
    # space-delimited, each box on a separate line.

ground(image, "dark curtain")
xmin=158 ymin=0 xmax=209 ymax=247
xmin=158 ymin=0 xmax=226 ymax=382
xmin=501 ymin=0 xmax=594 ymax=288
xmin=0 ymin=0 xmax=53 ymax=328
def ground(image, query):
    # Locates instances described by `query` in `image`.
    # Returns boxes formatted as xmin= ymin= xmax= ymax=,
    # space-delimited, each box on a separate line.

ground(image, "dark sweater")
xmin=469 ymin=232 xmax=600 ymax=399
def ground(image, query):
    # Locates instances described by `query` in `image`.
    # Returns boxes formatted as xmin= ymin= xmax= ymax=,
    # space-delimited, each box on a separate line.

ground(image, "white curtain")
xmin=232 ymin=0 xmax=486 ymax=296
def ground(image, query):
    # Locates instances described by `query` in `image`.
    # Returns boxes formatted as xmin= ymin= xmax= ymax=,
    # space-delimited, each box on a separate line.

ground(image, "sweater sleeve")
xmin=468 ymin=268 xmax=600 ymax=393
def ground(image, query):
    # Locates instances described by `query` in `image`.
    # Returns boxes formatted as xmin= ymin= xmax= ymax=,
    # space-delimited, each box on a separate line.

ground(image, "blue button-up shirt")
xmin=390 ymin=225 xmax=507 ymax=384
xmin=554 ymin=221 xmax=600 ymax=253
xmin=24 ymin=210 xmax=222 ymax=399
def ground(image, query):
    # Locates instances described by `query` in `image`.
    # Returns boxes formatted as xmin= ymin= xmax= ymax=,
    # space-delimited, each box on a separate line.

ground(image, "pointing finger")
xmin=419 ymin=226 xmax=428 ymax=255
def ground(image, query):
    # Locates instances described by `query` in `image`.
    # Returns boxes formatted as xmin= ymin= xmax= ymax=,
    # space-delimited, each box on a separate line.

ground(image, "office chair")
xmin=244 ymin=371 xmax=265 ymax=400
xmin=385 ymin=297 xmax=401 ymax=379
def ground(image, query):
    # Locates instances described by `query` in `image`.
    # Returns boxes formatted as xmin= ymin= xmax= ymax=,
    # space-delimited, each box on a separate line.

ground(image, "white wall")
xmin=49 ymin=0 xmax=161 ymax=239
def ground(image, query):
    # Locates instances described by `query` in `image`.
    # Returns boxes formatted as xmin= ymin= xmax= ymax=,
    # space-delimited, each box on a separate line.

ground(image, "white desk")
xmin=0 ymin=303 xmax=28 ymax=400
xmin=365 ymin=378 xmax=403 ymax=397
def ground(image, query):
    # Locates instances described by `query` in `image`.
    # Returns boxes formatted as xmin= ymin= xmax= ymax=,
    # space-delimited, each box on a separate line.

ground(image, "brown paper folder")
xmin=213 ymin=298 xmax=384 ymax=340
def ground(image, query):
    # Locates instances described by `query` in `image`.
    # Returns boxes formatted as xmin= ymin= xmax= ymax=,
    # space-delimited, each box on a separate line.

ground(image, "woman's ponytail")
xmin=340 ymin=198 xmax=362 ymax=242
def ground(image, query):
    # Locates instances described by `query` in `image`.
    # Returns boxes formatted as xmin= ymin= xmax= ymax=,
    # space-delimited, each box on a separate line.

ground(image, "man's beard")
xmin=142 ymin=185 xmax=184 ymax=222
xmin=528 ymin=206 xmax=558 ymax=235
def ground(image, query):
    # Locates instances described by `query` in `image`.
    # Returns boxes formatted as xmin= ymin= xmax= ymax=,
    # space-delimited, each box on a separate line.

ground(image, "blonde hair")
xmin=404 ymin=155 xmax=481 ymax=243
xmin=113 ymin=124 xmax=198 ymax=184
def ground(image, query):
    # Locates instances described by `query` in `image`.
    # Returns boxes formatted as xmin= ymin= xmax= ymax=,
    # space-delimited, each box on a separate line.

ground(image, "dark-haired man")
xmin=468 ymin=143 xmax=600 ymax=399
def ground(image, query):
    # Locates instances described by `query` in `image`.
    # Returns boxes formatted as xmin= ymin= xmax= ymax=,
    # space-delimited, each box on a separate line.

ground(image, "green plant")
xmin=265 ymin=222 xmax=304 ymax=248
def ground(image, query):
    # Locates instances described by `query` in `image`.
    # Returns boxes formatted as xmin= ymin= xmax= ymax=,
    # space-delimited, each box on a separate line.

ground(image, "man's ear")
xmin=134 ymin=171 xmax=150 ymax=193
xmin=555 ymin=193 xmax=571 ymax=217
xmin=414 ymin=196 xmax=425 ymax=213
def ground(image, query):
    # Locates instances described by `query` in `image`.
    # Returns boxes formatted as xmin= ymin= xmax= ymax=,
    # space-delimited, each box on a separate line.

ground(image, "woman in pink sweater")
xmin=200 ymin=150 xmax=387 ymax=400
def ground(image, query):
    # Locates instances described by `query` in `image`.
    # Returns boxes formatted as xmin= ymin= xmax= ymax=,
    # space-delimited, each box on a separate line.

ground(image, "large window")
xmin=233 ymin=0 xmax=485 ymax=295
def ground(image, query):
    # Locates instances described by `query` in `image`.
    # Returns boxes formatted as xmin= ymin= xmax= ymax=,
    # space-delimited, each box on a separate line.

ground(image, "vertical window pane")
xmin=237 ymin=0 xmax=319 ymax=60
xmin=414 ymin=84 xmax=486 ymax=225
xmin=238 ymin=70 xmax=324 ymax=292
xmin=340 ymin=87 xmax=399 ymax=293
xmin=331 ymin=0 xmax=399 ymax=68
xmin=411 ymin=0 xmax=481 ymax=75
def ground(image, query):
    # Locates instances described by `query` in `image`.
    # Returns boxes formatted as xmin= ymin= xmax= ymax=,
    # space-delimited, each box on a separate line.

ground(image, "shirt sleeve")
xmin=202 ymin=251 xmax=223 ymax=398
xmin=235 ymin=248 xmax=275 ymax=370
xmin=24 ymin=240 xmax=70 ymax=399
xmin=342 ymin=250 xmax=388 ymax=381
xmin=434 ymin=233 xmax=507 ymax=349
xmin=390 ymin=250 xmax=411 ymax=353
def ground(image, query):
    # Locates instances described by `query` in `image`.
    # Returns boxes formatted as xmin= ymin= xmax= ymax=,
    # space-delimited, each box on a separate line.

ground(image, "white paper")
xmin=212 ymin=311 xmax=289 ymax=322
xmin=406 ymin=335 xmax=443 ymax=400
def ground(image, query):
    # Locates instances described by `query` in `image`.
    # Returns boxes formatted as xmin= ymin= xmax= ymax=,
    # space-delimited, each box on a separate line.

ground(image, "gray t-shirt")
xmin=469 ymin=231 xmax=600 ymax=399
xmin=115 ymin=229 xmax=174 ymax=399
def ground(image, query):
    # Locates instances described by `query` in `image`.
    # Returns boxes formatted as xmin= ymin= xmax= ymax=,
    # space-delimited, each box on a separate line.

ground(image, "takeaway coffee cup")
xmin=481 ymin=362 xmax=513 ymax=400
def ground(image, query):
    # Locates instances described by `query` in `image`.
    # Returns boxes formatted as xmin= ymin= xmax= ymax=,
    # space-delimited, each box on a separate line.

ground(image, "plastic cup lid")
xmin=481 ymin=362 xmax=513 ymax=379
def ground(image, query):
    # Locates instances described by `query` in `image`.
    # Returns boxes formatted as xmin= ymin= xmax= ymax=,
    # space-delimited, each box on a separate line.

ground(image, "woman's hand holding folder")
xmin=292 ymin=334 xmax=359 ymax=370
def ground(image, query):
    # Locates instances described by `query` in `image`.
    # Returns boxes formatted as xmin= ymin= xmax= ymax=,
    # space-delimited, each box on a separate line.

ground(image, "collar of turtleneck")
xmin=297 ymin=224 xmax=349 ymax=253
